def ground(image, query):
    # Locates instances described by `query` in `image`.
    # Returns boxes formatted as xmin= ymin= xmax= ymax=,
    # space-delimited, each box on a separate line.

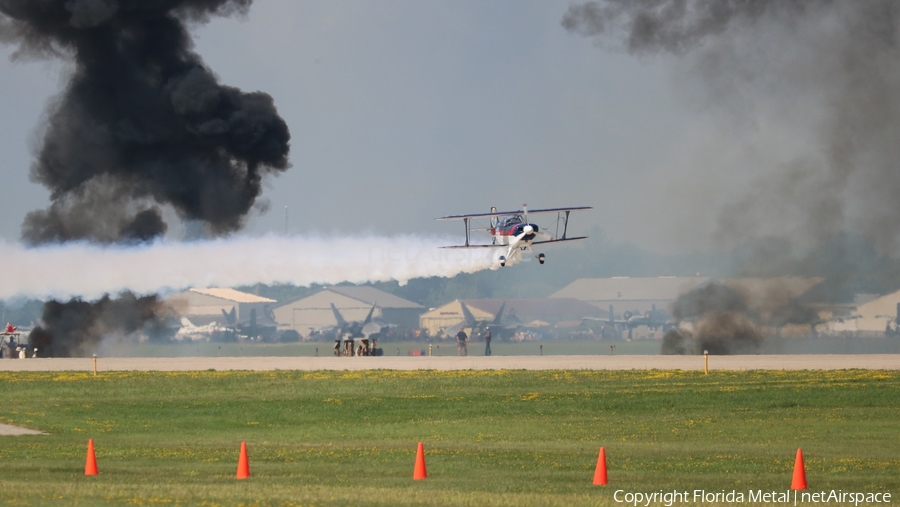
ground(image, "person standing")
xmin=483 ymin=327 xmax=492 ymax=356
xmin=456 ymin=328 xmax=468 ymax=356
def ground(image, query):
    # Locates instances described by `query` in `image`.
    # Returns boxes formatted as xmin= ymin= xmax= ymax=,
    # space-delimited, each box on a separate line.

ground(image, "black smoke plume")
xmin=2 ymin=1 xmax=288 ymax=356
xmin=664 ymin=282 xmax=764 ymax=354
xmin=1 ymin=0 xmax=291 ymax=244
xmin=662 ymin=281 xmax=821 ymax=354
xmin=563 ymin=1 xmax=900 ymax=298
xmin=670 ymin=282 xmax=752 ymax=321
xmin=662 ymin=312 xmax=762 ymax=355
xmin=28 ymin=292 xmax=175 ymax=357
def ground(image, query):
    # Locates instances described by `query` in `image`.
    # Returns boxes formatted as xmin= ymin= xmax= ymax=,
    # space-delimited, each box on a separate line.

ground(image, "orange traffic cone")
xmin=84 ymin=439 xmax=98 ymax=476
xmin=791 ymin=448 xmax=807 ymax=490
xmin=236 ymin=441 xmax=250 ymax=479
xmin=413 ymin=442 xmax=427 ymax=480
xmin=593 ymin=447 xmax=608 ymax=485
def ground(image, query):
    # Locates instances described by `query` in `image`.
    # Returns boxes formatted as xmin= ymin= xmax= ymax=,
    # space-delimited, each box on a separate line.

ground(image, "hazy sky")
xmin=0 ymin=1 xmax=784 ymax=254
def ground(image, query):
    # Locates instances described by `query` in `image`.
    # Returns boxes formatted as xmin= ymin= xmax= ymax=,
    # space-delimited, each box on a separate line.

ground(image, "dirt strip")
xmin=0 ymin=423 xmax=44 ymax=436
xmin=0 ymin=354 xmax=897 ymax=372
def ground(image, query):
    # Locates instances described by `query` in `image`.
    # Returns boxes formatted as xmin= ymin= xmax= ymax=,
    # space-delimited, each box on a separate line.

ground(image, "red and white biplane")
xmin=437 ymin=204 xmax=592 ymax=267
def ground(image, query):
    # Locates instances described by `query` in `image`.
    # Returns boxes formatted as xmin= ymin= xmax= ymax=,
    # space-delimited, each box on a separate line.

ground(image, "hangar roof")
xmin=551 ymin=277 xmax=710 ymax=302
xmin=189 ymin=288 xmax=276 ymax=304
xmin=421 ymin=298 xmax=606 ymax=324
xmin=276 ymin=286 xmax=422 ymax=309
xmin=463 ymin=298 xmax=606 ymax=319
xmin=722 ymin=277 xmax=823 ymax=307
xmin=324 ymin=286 xmax=423 ymax=308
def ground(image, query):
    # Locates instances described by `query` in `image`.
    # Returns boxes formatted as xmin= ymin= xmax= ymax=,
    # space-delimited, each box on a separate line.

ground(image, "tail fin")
xmin=221 ymin=307 xmax=237 ymax=326
xmin=330 ymin=303 xmax=348 ymax=326
xmin=363 ymin=303 xmax=377 ymax=325
xmin=459 ymin=301 xmax=478 ymax=327
xmin=491 ymin=301 xmax=506 ymax=326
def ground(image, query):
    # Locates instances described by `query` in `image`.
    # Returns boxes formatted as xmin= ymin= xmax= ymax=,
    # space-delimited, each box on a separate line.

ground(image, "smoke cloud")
xmin=1 ymin=235 xmax=495 ymax=301
xmin=664 ymin=282 xmax=764 ymax=354
xmin=662 ymin=280 xmax=822 ymax=354
xmin=0 ymin=0 xmax=290 ymax=245
xmin=28 ymin=292 xmax=174 ymax=357
xmin=563 ymin=1 xmax=900 ymax=294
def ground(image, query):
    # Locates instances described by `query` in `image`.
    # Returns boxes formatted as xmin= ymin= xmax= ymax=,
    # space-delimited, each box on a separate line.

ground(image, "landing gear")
xmin=499 ymin=255 xmax=506 ymax=267
xmin=537 ymin=253 xmax=545 ymax=265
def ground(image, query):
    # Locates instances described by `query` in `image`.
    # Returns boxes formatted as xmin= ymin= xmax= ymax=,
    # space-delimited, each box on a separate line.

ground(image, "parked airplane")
xmin=220 ymin=306 xmax=278 ymax=341
xmin=174 ymin=317 xmax=227 ymax=341
xmin=322 ymin=302 xmax=391 ymax=339
xmin=444 ymin=301 xmax=519 ymax=340
xmin=585 ymin=304 xmax=674 ymax=339
xmin=438 ymin=204 xmax=592 ymax=267
xmin=460 ymin=301 xmax=507 ymax=331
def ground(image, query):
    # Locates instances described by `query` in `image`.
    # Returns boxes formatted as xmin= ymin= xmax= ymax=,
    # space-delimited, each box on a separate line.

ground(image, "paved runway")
xmin=1 ymin=354 xmax=898 ymax=372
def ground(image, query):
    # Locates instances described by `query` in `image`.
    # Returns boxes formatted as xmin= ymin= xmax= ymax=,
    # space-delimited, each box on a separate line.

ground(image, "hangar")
xmin=550 ymin=276 xmax=710 ymax=316
xmin=830 ymin=290 xmax=900 ymax=333
xmin=272 ymin=286 xmax=423 ymax=336
xmin=418 ymin=298 xmax=606 ymax=336
xmin=167 ymin=288 xmax=278 ymax=327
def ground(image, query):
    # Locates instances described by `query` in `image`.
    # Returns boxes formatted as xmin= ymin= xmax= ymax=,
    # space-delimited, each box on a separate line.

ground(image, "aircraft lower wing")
xmin=532 ymin=236 xmax=587 ymax=245
xmin=439 ymin=237 xmax=587 ymax=249
xmin=439 ymin=244 xmax=504 ymax=249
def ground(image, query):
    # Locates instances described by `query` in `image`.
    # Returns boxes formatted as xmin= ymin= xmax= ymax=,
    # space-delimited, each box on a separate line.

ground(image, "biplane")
xmin=437 ymin=204 xmax=592 ymax=267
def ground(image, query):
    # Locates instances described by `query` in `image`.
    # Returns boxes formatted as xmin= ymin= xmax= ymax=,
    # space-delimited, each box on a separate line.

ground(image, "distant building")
xmin=418 ymin=298 xmax=606 ymax=336
xmin=272 ymin=286 xmax=423 ymax=335
xmin=550 ymin=276 xmax=710 ymax=316
xmin=831 ymin=290 xmax=900 ymax=333
xmin=167 ymin=288 xmax=278 ymax=327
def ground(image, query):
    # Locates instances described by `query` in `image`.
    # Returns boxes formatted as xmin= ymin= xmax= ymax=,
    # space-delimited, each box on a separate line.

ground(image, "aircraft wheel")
xmin=537 ymin=253 xmax=546 ymax=264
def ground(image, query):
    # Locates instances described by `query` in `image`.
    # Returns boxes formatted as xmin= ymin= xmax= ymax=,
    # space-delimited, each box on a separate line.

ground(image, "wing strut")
xmin=555 ymin=211 xmax=572 ymax=240
xmin=464 ymin=217 xmax=470 ymax=247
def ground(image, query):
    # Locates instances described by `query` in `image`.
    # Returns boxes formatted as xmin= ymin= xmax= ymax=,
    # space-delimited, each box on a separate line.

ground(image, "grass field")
xmin=0 ymin=370 xmax=898 ymax=506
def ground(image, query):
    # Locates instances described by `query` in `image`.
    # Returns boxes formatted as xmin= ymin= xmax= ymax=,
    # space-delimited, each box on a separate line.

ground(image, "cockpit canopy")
xmin=498 ymin=215 xmax=525 ymax=228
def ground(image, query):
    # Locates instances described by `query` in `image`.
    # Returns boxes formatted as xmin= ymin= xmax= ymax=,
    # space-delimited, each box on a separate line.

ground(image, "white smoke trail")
xmin=0 ymin=235 xmax=498 ymax=300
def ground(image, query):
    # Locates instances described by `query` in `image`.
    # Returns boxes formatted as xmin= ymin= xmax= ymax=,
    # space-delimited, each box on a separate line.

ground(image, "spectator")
xmin=456 ymin=329 xmax=468 ymax=356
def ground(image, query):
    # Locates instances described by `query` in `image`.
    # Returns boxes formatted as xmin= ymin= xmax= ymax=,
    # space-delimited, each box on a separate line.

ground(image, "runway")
xmin=1 ymin=354 xmax=898 ymax=372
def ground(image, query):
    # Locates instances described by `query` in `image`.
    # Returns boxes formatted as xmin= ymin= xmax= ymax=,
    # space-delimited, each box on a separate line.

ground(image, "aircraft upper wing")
xmin=436 ymin=206 xmax=592 ymax=221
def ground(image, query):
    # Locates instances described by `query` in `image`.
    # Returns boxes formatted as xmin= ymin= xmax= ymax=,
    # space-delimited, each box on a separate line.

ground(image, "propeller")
xmin=508 ymin=226 xmax=533 ymax=249
xmin=520 ymin=204 xmax=554 ymax=241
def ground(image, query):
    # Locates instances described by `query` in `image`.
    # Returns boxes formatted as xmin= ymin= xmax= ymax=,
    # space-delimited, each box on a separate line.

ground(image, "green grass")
xmin=0 ymin=370 xmax=898 ymax=506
